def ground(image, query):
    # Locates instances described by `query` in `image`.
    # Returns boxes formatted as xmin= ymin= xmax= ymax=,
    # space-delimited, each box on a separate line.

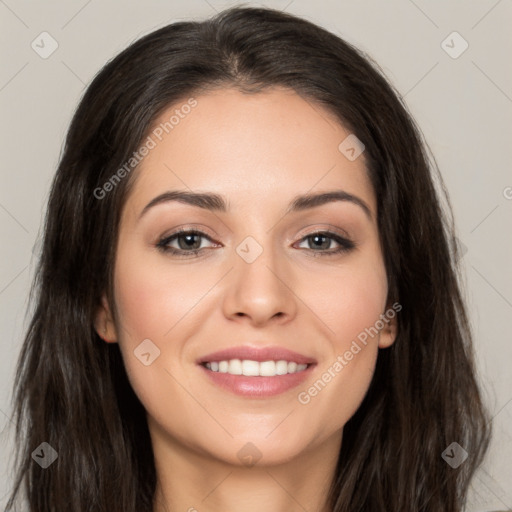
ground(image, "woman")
xmin=6 ymin=6 xmax=491 ymax=511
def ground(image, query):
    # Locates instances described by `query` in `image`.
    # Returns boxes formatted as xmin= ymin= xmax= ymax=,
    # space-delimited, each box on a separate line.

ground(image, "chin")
xmin=213 ymin=430 xmax=313 ymax=468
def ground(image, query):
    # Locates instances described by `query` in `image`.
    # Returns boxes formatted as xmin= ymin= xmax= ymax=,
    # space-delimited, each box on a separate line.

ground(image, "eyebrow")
xmin=138 ymin=189 xmax=373 ymax=221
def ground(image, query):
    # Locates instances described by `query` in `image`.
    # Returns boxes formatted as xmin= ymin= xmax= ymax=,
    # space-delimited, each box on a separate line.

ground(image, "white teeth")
xmin=204 ymin=359 xmax=309 ymax=376
xmin=242 ymin=360 xmax=260 ymax=376
xmin=228 ymin=359 xmax=243 ymax=375
xmin=276 ymin=360 xmax=288 ymax=375
xmin=260 ymin=360 xmax=276 ymax=376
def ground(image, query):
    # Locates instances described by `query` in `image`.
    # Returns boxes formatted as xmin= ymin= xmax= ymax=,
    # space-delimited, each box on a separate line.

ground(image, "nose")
xmin=222 ymin=238 xmax=298 ymax=327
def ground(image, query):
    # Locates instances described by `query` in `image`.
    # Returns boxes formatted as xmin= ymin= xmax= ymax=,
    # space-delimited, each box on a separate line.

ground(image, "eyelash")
xmin=156 ymin=228 xmax=356 ymax=259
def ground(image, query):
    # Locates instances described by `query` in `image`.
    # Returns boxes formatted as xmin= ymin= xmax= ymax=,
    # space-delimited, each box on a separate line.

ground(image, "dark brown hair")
xmin=6 ymin=5 xmax=491 ymax=511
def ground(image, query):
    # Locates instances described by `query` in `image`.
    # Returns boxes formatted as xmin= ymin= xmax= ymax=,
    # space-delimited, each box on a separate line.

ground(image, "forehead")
xmin=122 ymin=87 xmax=375 ymax=220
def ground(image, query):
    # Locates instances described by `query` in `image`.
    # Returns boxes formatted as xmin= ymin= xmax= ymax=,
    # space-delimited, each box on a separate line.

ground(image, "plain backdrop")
xmin=0 ymin=1 xmax=511 ymax=510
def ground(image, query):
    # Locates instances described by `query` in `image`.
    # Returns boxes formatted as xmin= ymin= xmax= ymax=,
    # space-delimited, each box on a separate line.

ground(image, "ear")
xmin=377 ymin=303 xmax=399 ymax=349
xmin=93 ymin=293 xmax=118 ymax=343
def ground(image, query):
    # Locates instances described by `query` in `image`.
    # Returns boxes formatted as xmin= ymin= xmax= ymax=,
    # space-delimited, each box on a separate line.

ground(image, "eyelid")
xmin=155 ymin=227 xmax=219 ymax=257
xmin=158 ymin=223 xmax=352 ymax=245
xmin=156 ymin=224 xmax=356 ymax=259
xmin=158 ymin=224 xmax=218 ymax=241
xmin=294 ymin=223 xmax=352 ymax=241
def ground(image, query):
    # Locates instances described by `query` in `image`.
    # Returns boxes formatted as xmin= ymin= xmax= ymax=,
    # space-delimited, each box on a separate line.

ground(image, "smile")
xmin=203 ymin=359 xmax=309 ymax=376
xmin=197 ymin=344 xmax=316 ymax=397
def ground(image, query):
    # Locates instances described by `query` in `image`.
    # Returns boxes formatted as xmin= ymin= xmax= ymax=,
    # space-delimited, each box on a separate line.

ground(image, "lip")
xmin=197 ymin=345 xmax=317 ymax=398
xmin=199 ymin=364 xmax=315 ymax=397
xmin=197 ymin=345 xmax=317 ymax=365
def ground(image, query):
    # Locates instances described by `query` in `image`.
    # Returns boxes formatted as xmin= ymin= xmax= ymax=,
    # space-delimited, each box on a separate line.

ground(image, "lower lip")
xmin=199 ymin=364 xmax=315 ymax=397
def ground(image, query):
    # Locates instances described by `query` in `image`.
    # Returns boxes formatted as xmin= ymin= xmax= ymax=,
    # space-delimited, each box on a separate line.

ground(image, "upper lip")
xmin=197 ymin=345 xmax=317 ymax=365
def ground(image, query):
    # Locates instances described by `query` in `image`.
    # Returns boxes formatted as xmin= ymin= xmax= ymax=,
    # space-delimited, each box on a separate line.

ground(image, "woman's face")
xmin=96 ymin=86 xmax=396 ymax=466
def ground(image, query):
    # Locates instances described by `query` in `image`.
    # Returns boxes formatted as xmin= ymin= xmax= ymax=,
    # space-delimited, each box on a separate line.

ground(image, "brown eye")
xmin=295 ymin=231 xmax=355 ymax=256
xmin=156 ymin=229 xmax=217 ymax=257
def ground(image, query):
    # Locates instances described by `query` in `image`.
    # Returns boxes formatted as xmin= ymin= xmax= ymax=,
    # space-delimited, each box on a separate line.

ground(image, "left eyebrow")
xmin=286 ymin=190 xmax=372 ymax=221
xmin=138 ymin=189 xmax=373 ymax=222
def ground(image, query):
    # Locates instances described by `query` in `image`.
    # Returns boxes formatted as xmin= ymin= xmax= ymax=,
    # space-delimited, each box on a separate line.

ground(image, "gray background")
xmin=1 ymin=0 xmax=511 ymax=510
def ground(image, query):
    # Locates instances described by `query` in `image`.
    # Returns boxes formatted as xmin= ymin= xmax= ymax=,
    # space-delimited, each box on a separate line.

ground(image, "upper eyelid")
xmin=295 ymin=223 xmax=351 ymax=240
xmin=156 ymin=216 xmax=354 ymax=239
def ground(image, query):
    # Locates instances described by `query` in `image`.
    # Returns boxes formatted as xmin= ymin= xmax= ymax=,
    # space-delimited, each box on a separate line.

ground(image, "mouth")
xmin=202 ymin=359 xmax=309 ymax=376
xmin=197 ymin=345 xmax=317 ymax=397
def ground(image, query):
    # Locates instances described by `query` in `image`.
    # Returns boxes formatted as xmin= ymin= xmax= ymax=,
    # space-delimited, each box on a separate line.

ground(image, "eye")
xmin=156 ymin=228 xmax=356 ymax=258
xmin=156 ymin=229 xmax=218 ymax=258
xmin=295 ymin=231 xmax=356 ymax=256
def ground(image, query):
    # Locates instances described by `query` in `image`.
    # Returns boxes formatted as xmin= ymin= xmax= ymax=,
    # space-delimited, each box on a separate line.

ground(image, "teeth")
xmin=260 ymin=360 xmax=276 ymax=376
xmin=229 ymin=359 xmax=243 ymax=375
xmin=276 ymin=360 xmax=288 ymax=375
xmin=242 ymin=360 xmax=259 ymax=376
xmin=204 ymin=359 xmax=308 ymax=376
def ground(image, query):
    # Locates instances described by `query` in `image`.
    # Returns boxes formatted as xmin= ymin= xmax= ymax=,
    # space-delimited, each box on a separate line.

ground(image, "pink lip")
xmin=199 ymin=364 xmax=315 ymax=398
xmin=197 ymin=345 xmax=316 ymax=365
xmin=197 ymin=345 xmax=317 ymax=398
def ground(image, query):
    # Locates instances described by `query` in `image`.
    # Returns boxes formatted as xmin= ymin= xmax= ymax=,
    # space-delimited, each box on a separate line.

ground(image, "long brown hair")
xmin=6 ymin=6 xmax=491 ymax=511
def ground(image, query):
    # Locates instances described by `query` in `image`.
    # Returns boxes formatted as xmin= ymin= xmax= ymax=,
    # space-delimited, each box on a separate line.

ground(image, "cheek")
xmin=296 ymin=270 xmax=384 ymax=439
xmin=111 ymin=250 xmax=194 ymax=418
xmin=309 ymin=256 xmax=388 ymax=346
xmin=297 ymin=254 xmax=386 ymax=418
xmin=112 ymin=247 xmax=208 ymax=344
xmin=111 ymin=247 xmax=220 ymax=404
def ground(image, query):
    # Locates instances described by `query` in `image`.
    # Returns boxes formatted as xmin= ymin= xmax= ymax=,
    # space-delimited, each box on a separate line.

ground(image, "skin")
xmin=94 ymin=86 xmax=397 ymax=512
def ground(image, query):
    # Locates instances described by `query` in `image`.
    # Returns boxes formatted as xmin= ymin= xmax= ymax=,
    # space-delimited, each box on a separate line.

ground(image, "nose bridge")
xmin=223 ymin=228 xmax=297 ymax=324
